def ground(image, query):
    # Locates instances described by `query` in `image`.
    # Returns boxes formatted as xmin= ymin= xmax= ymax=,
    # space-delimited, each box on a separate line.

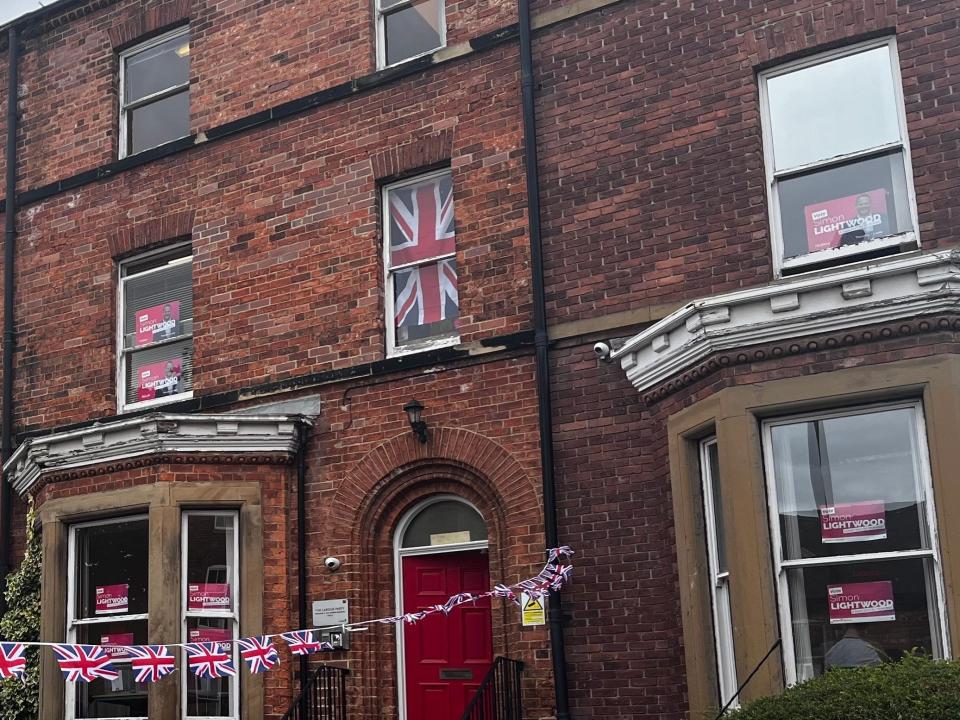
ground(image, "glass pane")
xmin=78 ymin=619 xmax=148 ymax=655
xmin=75 ymin=663 xmax=148 ymax=719
xmin=393 ymin=259 xmax=459 ymax=348
xmin=387 ymin=173 xmax=455 ymax=267
xmin=126 ymin=339 xmax=193 ymax=405
xmin=384 ymin=0 xmax=443 ymax=65
xmin=771 ymin=407 xmax=929 ymax=561
xmin=785 ymin=557 xmax=940 ymax=681
xmin=185 ymin=618 xmax=235 ymax=717
xmin=124 ymin=32 xmax=190 ymax=104
xmin=185 ymin=514 xmax=236 ymax=613
xmin=778 ymin=152 xmax=913 ymax=261
xmin=124 ymin=255 xmax=193 ymax=349
xmin=705 ymin=442 xmax=726 ymax=573
xmin=402 ymin=500 xmax=487 ymax=548
xmin=128 ymin=89 xmax=190 ymax=155
xmin=767 ymin=45 xmax=901 ymax=171
xmin=75 ymin=519 xmax=148 ymax=619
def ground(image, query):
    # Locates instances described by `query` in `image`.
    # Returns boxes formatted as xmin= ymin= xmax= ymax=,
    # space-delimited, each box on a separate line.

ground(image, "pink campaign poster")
xmin=189 ymin=626 xmax=232 ymax=652
xmin=136 ymin=358 xmax=183 ymax=401
xmin=95 ymin=584 xmax=129 ymax=615
xmin=803 ymin=188 xmax=889 ymax=252
xmin=134 ymin=301 xmax=180 ymax=347
xmin=828 ymin=581 xmax=896 ymax=624
xmin=819 ymin=501 xmax=887 ymax=543
xmin=100 ymin=632 xmax=135 ymax=659
xmin=187 ymin=583 xmax=231 ymax=611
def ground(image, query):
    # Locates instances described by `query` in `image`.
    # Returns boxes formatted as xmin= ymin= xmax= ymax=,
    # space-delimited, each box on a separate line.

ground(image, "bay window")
xmin=118 ymin=244 xmax=193 ymax=411
xmin=763 ymin=403 xmax=947 ymax=684
xmin=760 ymin=38 xmax=918 ymax=274
xmin=182 ymin=511 xmax=240 ymax=720
xmin=67 ymin=517 xmax=149 ymax=720
xmin=699 ymin=438 xmax=738 ymax=707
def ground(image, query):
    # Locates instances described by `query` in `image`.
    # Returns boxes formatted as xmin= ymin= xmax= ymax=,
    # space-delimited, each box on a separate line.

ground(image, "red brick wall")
xmin=534 ymin=0 xmax=960 ymax=324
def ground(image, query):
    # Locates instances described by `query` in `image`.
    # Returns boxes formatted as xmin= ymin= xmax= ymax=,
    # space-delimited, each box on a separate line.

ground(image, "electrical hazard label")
xmin=520 ymin=593 xmax=545 ymax=626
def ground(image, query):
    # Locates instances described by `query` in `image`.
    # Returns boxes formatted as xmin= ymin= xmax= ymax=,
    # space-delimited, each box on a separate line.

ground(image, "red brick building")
xmin=2 ymin=0 xmax=960 ymax=720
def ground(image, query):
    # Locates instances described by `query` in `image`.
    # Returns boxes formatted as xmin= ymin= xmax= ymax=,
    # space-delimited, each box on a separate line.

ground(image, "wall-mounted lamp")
xmin=403 ymin=400 xmax=428 ymax=444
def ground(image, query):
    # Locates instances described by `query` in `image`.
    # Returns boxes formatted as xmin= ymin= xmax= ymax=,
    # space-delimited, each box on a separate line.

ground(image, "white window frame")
xmin=118 ymin=26 xmax=191 ymax=159
xmin=375 ymin=0 xmax=447 ymax=69
xmin=116 ymin=242 xmax=194 ymax=413
xmin=181 ymin=510 xmax=240 ymax=720
xmin=66 ymin=515 xmax=150 ymax=720
xmin=761 ymin=401 xmax=949 ymax=686
xmin=759 ymin=37 xmax=920 ymax=276
xmin=392 ymin=495 xmax=489 ymax=720
xmin=382 ymin=169 xmax=460 ymax=357
xmin=699 ymin=438 xmax=738 ymax=709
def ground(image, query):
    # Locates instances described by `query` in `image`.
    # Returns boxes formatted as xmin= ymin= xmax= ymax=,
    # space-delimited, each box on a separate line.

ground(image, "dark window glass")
xmin=124 ymin=33 xmax=190 ymax=104
xmin=402 ymin=500 xmax=487 ymax=548
xmin=128 ymin=90 xmax=190 ymax=155
xmin=185 ymin=618 xmax=233 ymax=717
xmin=384 ymin=0 xmax=443 ymax=65
xmin=778 ymin=152 xmax=912 ymax=260
xmin=75 ymin=520 xmax=148 ymax=619
xmin=75 ymin=667 xmax=148 ymax=719
xmin=185 ymin=514 xmax=235 ymax=612
xmin=706 ymin=442 xmax=726 ymax=572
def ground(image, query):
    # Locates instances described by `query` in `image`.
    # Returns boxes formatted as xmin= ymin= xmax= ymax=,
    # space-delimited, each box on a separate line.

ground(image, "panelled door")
xmin=402 ymin=550 xmax=493 ymax=720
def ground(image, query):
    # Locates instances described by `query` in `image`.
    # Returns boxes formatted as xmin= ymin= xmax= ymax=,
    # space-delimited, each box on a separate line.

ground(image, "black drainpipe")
xmin=296 ymin=421 xmax=311 ymax=712
xmin=517 ymin=2 xmax=571 ymax=718
xmin=0 ymin=25 xmax=20 ymax=616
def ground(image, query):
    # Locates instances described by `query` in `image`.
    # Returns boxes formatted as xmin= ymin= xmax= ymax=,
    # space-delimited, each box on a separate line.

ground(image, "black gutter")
xmin=296 ymin=422 xmax=311 ymax=716
xmin=517 ymin=1 xmax=571 ymax=718
xmin=0 ymin=25 xmax=19 ymax=614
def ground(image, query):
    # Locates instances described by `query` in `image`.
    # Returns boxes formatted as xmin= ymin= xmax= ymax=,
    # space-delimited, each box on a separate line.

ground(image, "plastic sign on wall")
xmin=187 ymin=583 xmax=231 ymax=611
xmin=520 ymin=593 xmax=545 ymax=627
xmin=819 ymin=501 xmax=887 ymax=543
xmin=135 ymin=301 xmax=180 ymax=347
xmin=95 ymin=584 xmax=129 ymax=615
xmin=804 ymin=188 xmax=889 ymax=252
xmin=828 ymin=581 xmax=896 ymax=624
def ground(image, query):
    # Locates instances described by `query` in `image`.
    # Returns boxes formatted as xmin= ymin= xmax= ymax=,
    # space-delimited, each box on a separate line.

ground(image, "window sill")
xmin=120 ymin=390 xmax=194 ymax=414
xmin=378 ymin=43 xmax=446 ymax=71
xmin=118 ymin=132 xmax=193 ymax=162
xmin=779 ymin=232 xmax=918 ymax=277
xmin=387 ymin=335 xmax=460 ymax=359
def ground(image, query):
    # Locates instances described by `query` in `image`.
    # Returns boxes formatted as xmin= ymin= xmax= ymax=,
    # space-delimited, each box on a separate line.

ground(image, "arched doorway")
xmin=394 ymin=496 xmax=494 ymax=720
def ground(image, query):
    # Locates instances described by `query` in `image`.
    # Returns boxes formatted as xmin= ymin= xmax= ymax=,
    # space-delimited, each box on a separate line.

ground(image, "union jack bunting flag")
xmin=0 ymin=643 xmax=27 ymax=679
xmin=52 ymin=644 xmax=118 ymax=683
xmin=443 ymin=592 xmax=474 ymax=612
xmin=492 ymin=585 xmax=520 ymax=605
xmin=547 ymin=546 xmax=574 ymax=563
xmin=128 ymin=645 xmax=176 ymax=683
xmin=388 ymin=174 xmax=459 ymax=335
xmin=280 ymin=630 xmax=321 ymax=655
xmin=237 ymin=636 xmax=279 ymax=674
xmin=184 ymin=642 xmax=236 ymax=679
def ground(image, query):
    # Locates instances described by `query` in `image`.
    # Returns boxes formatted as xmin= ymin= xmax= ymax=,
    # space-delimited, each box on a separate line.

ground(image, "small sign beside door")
xmin=520 ymin=593 xmax=545 ymax=626
xmin=312 ymin=598 xmax=349 ymax=628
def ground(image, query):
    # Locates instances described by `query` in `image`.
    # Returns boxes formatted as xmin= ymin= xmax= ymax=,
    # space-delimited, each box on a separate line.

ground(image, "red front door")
xmin=402 ymin=550 xmax=493 ymax=720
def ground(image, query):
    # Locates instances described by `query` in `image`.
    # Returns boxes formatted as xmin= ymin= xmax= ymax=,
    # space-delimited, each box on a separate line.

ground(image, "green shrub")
xmin=726 ymin=655 xmax=960 ymax=720
xmin=0 ymin=502 xmax=41 ymax=720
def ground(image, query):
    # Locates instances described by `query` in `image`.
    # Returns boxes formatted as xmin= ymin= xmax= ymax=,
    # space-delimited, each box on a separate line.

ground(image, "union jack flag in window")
xmin=237 ymin=636 xmax=280 ymax=674
xmin=387 ymin=172 xmax=459 ymax=348
xmin=184 ymin=642 xmax=236 ymax=679
xmin=0 ymin=643 xmax=27 ymax=679
xmin=128 ymin=645 xmax=176 ymax=683
xmin=52 ymin=644 xmax=119 ymax=683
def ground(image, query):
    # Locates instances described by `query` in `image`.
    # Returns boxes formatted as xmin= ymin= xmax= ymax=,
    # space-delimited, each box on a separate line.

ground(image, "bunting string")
xmin=0 ymin=547 xmax=573 ymax=683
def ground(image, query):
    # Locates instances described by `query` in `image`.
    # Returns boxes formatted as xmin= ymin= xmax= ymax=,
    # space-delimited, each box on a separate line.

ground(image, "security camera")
xmin=324 ymin=557 xmax=341 ymax=572
xmin=593 ymin=341 xmax=612 ymax=361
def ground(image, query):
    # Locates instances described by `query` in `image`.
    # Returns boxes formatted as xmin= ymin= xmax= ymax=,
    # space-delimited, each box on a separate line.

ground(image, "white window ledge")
xmin=3 ymin=413 xmax=313 ymax=496
xmin=609 ymin=250 xmax=960 ymax=395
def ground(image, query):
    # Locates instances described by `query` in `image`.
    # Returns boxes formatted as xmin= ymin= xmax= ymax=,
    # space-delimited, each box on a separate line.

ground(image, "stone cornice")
xmin=609 ymin=250 xmax=960 ymax=395
xmin=4 ymin=412 xmax=312 ymax=496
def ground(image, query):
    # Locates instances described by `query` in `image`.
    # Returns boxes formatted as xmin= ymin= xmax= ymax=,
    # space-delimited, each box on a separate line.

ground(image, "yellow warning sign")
xmin=520 ymin=593 xmax=545 ymax=626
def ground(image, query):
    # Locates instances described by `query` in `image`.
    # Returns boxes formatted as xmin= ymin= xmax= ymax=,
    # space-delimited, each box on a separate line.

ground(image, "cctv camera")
xmin=593 ymin=341 xmax=612 ymax=361
xmin=324 ymin=557 xmax=341 ymax=572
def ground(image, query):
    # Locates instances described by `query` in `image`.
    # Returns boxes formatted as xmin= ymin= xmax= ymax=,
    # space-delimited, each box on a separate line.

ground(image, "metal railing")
xmin=460 ymin=657 xmax=524 ymax=720
xmin=281 ymin=664 xmax=349 ymax=720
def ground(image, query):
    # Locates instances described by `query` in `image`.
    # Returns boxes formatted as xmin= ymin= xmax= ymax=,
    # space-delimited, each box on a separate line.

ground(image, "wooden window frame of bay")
xmin=667 ymin=354 xmax=960 ymax=718
xmin=37 ymin=482 xmax=264 ymax=720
